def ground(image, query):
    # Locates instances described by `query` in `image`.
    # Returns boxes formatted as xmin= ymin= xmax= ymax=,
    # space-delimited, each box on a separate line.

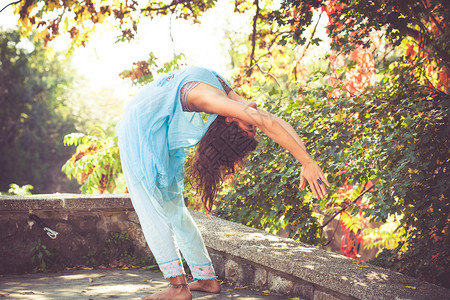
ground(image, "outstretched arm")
xmin=187 ymin=83 xmax=329 ymax=199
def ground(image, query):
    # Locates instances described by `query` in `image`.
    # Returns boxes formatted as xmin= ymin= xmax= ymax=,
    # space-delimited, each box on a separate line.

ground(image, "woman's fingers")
xmin=317 ymin=179 xmax=327 ymax=199
xmin=300 ymin=163 xmax=329 ymax=200
xmin=301 ymin=174 xmax=328 ymax=199
xmin=299 ymin=176 xmax=306 ymax=190
xmin=316 ymin=175 xmax=328 ymax=199
xmin=311 ymin=179 xmax=324 ymax=200
xmin=311 ymin=181 xmax=320 ymax=199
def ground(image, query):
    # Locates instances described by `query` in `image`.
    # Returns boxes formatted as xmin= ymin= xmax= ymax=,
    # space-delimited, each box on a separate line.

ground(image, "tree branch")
xmin=141 ymin=0 xmax=182 ymax=13
xmin=303 ymin=11 xmax=323 ymax=54
xmin=255 ymin=63 xmax=284 ymax=97
xmin=319 ymin=182 xmax=375 ymax=230
xmin=419 ymin=0 xmax=445 ymax=35
xmin=0 ymin=0 xmax=21 ymax=14
xmin=247 ymin=0 xmax=259 ymax=77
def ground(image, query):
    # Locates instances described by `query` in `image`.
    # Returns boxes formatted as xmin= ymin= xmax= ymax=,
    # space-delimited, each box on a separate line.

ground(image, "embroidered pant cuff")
xmin=190 ymin=263 xmax=217 ymax=280
xmin=159 ymin=259 xmax=185 ymax=279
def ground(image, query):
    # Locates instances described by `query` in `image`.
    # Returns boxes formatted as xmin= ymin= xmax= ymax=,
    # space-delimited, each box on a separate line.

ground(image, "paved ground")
xmin=0 ymin=269 xmax=292 ymax=300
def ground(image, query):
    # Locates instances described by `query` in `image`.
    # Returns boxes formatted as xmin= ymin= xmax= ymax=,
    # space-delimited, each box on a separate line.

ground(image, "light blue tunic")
xmin=116 ymin=66 xmax=228 ymax=200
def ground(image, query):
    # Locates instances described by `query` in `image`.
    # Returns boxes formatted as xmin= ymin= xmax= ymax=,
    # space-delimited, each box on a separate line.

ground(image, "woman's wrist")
xmin=300 ymin=157 xmax=315 ymax=166
xmin=296 ymin=148 xmax=315 ymax=165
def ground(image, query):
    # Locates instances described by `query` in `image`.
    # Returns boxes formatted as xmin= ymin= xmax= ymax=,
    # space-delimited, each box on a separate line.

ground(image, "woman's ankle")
xmin=189 ymin=278 xmax=221 ymax=293
xmin=169 ymin=274 xmax=188 ymax=285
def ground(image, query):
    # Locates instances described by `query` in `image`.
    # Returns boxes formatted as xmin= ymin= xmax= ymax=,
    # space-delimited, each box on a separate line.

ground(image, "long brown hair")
xmin=189 ymin=116 xmax=258 ymax=212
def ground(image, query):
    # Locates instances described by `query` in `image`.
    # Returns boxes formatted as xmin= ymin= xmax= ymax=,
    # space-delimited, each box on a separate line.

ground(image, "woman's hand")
xmin=299 ymin=160 xmax=329 ymax=200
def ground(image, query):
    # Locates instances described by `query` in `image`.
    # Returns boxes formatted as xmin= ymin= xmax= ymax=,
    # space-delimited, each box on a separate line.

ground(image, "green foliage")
xmin=331 ymin=0 xmax=448 ymax=67
xmin=119 ymin=52 xmax=186 ymax=86
xmin=104 ymin=231 xmax=153 ymax=268
xmin=83 ymin=249 xmax=99 ymax=267
xmin=0 ymin=28 xmax=79 ymax=193
xmin=270 ymin=0 xmax=321 ymax=46
xmin=298 ymin=56 xmax=449 ymax=286
xmin=214 ymin=97 xmax=326 ymax=246
xmin=275 ymin=0 xmax=449 ymax=67
xmin=0 ymin=184 xmax=34 ymax=195
xmin=363 ymin=224 xmax=405 ymax=252
xmin=62 ymin=128 xmax=122 ymax=194
xmin=216 ymin=1 xmax=449 ymax=285
xmin=29 ymin=238 xmax=52 ymax=273
xmin=82 ymin=231 xmax=154 ymax=268
xmin=265 ymin=0 xmax=449 ymax=287
xmin=105 ymin=231 xmax=134 ymax=262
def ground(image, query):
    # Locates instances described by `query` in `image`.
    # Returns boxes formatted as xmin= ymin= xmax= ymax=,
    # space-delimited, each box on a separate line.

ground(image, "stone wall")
xmin=0 ymin=194 xmax=150 ymax=274
xmin=1 ymin=194 xmax=449 ymax=300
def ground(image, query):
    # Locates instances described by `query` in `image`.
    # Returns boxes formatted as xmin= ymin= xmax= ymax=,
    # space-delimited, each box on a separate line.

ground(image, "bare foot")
xmin=141 ymin=286 xmax=192 ymax=300
xmin=189 ymin=279 xmax=221 ymax=293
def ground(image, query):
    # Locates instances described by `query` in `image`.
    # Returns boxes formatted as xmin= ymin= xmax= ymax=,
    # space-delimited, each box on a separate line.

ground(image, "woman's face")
xmin=227 ymin=117 xmax=256 ymax=137
xmin=226 ymin=102 xmax=257 ymax=137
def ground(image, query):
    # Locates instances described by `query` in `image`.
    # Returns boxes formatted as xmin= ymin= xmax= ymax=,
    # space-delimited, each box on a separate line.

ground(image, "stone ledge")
xmin=191 ymin=210 xmax=450 ymax=300
xmin=0 ymin=194 xmax=133 ymax=211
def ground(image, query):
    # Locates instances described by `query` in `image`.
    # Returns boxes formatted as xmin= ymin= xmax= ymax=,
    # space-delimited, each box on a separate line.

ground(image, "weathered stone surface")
xmin=254 ymin=268 xmax=268 ymax=289
xmin=61 ymin=194 xmax=132 ymax=210
xmin=127 ymin=211 xmax=140 ymax=224
xmin=349 ymin=273 xmax=449 ymax=300
xmin=268 ymin=272 xmax=294 ymax=295
xmin=240 ymin=263 xmax=256 ymax=286
xmin=78 ymin=218 xmax=96 ymax=231
xmin=292 ymin=282 xmax=314 ymax=299
xmin=314 ymin=290 xmax=342 ymax=300
xmin=0 ymin=194 xmax=133 ymax=211
xmin=55 ymin=222 xmax=72 ymax=234
xmin=210 ymin=252 xmax=225 ymax=278
xmin=225 ymin=259 xmax=239 ymax=282
xmin=0 ymin=198 xmax=63 ymax=210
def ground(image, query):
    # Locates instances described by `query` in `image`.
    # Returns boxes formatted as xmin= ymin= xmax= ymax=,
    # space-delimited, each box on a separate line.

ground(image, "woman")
xmin=116 ymin=66 xmax=328 ymax=300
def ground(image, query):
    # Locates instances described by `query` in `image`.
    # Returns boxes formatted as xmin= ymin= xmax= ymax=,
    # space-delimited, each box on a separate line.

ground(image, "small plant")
xmin=83 ymin=249 xmax=99 ymax=267
xmin=0 ymin=183 xmax=34 ymax=195
xmin=106 ymin=232 xmax=133 ymax=258
xmin=29 ymin=238 xmax=52 ymax=273
xmin=102 ymin=231 xmax=161 ymax=269
xmin=104 ymin=231 xmax=137 ymax=267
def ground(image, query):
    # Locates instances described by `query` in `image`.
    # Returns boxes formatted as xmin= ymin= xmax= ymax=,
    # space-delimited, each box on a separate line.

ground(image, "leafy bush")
xmin=62 ymin=130 xmax=122 ymax=194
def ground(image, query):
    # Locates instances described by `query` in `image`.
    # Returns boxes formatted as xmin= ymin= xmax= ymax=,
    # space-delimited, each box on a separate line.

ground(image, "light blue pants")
xmin=123 ymin=168 xmax=216 ymax=280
